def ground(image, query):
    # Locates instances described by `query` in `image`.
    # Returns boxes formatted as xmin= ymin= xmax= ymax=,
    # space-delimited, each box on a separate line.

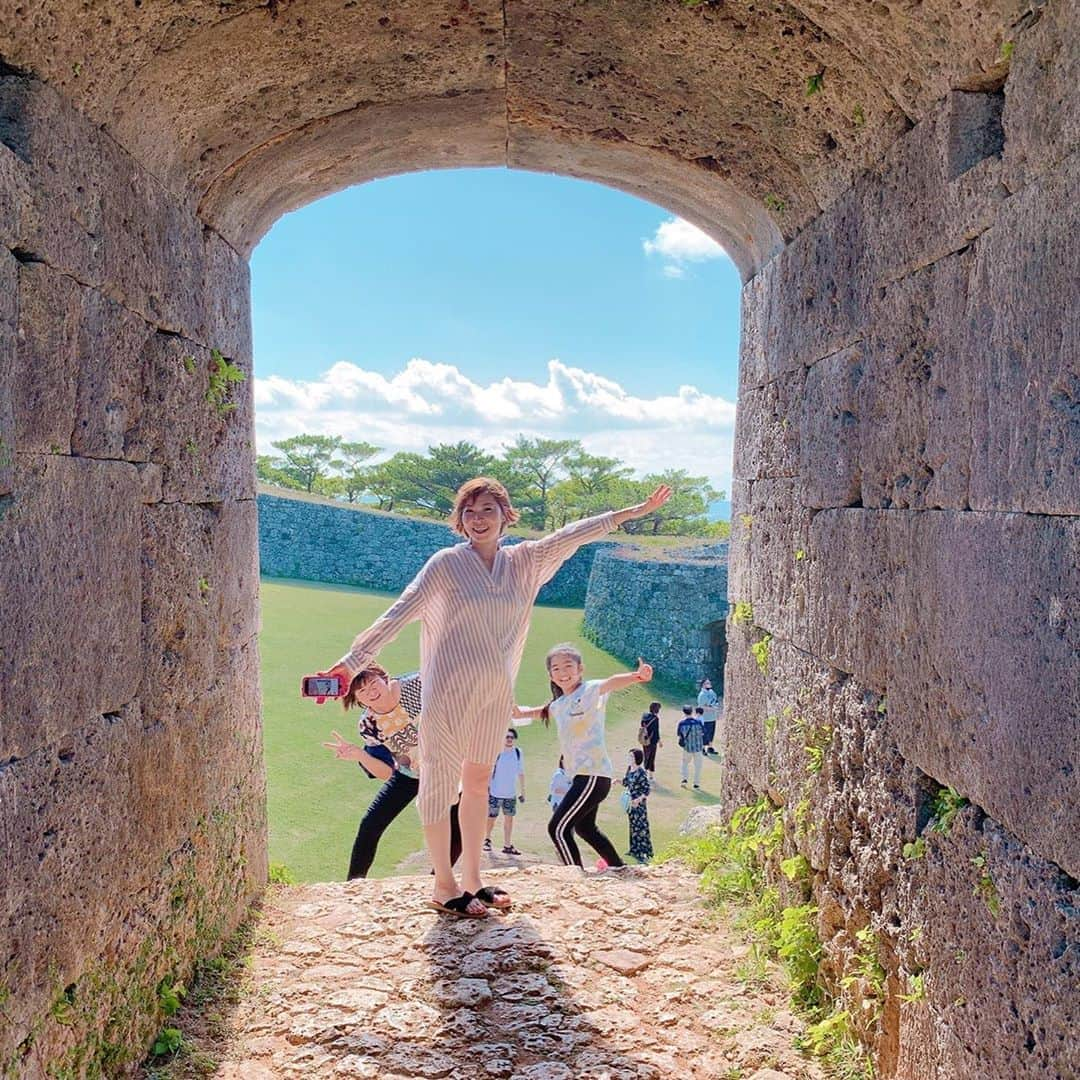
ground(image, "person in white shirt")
xmin=516 ymin=644 xmax=654 ymax=869
xmin=485 ymin=728 xmax=526 ymax=855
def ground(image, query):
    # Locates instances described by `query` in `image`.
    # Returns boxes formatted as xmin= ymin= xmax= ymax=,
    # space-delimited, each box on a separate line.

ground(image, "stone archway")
xmin=0 ymin=2 xmax=1076 ymax=1076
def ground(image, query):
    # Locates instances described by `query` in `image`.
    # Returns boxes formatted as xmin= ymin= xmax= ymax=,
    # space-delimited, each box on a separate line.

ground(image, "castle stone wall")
xmin=256 ymin=492 xmax=613 ymax=607
xmin=582 ymin=546 xmax=728 ymax=693
xmin=724 ymin=7 xmax=1079 ymax=1074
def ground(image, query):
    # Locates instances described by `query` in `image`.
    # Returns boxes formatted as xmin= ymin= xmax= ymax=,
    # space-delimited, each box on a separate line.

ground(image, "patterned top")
xmin=677 ymin=715 xmax=705 ymax=754
xmin=549 ymin=679 xmax=614 ymax=779
xmin=357 ymin=672 xmax=423 ymax=778
xmin=697 ymin=687 xmax=720 ymax=721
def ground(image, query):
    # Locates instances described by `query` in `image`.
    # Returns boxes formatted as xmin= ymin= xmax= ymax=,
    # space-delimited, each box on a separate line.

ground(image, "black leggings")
xmin=347 ymin=772 xmax=462 ymax=880
xmin=548 ymin=774 xmax=623 ymax=869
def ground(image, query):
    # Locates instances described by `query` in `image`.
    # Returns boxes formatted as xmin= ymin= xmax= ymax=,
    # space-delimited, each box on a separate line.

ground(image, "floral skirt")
xmin=628 ymin=805 xmax=653 ymax=861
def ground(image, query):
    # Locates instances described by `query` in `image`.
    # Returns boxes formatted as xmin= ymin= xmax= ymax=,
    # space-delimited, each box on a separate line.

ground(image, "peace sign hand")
xmin=322 ymin=731 xmax=363 ymax=762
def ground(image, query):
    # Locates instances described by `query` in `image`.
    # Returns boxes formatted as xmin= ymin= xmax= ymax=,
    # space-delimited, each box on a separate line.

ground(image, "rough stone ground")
xmin=192 ymin=864 xmax=826 ymax=1079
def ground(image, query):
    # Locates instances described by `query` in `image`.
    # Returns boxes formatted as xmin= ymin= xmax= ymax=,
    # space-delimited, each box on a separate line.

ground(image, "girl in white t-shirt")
xmin=515 ymin=643 xmax=653 ymax=869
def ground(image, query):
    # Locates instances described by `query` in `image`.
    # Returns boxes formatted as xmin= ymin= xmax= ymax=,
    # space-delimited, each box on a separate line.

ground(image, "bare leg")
xmin=485 ymin=814 xmax=497 ymax=840
xmin=503 ymin=813 xmax=513 ymax=847
xmin=423 ymin=814 xmax=458 ymax=903
xmin=460 ymin=760 xmax=494 ymax=895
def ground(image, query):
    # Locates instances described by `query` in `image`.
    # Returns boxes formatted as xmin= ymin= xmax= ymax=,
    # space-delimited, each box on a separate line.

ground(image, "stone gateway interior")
xmin=0 ymin=2 xmax=1076 ymax=1076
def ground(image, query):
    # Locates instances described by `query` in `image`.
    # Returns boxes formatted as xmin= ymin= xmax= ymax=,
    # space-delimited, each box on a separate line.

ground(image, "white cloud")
xmin=643 ymin=217 xmax=729 ymax=279
xmin=254 ymin=358 xmax=735 ymax=493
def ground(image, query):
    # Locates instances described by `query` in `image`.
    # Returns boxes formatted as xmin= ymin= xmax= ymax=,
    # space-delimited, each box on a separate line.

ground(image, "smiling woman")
xmin=318 ymin=476 xmax=671 ymax=920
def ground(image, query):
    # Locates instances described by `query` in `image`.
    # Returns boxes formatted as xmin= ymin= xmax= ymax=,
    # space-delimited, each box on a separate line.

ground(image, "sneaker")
xmin=483 ymin=838 xmax=492 ymax=852
xmin=502 ymin=845 xmax=521 ymax=856
xmin=693 ymin=784 xmax=701 ymax=789
xmin=680 ymin=779 xmax=687 ymax=787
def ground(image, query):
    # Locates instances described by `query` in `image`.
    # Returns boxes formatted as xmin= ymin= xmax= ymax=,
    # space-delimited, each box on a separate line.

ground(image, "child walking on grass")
xmin=515 ymin=644 xmax=654 ymax=870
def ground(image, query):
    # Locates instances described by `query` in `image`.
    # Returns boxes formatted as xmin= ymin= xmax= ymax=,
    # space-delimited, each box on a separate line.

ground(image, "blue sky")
xmin=250 ymin=168 xmax=742 ymax=495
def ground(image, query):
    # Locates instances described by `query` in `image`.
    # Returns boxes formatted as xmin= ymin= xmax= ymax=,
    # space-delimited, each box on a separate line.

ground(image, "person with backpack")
xmin=676 ymin=705 xmax=705 ymax=789
xmin=639 ymin=701 xmax=662 ymax=780
xmin=485 ymin=728 xmax=526 ymax=856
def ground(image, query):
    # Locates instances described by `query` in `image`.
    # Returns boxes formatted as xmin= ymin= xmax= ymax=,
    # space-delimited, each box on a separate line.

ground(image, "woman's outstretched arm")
xmin=527 ymin=484 xmax=672 ymax=584
xmin=318 ymin=559 xmax=434 ymax=691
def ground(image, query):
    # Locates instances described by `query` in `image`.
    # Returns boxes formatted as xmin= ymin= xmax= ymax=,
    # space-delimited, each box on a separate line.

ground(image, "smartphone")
xmin=300 ymin=675 xmax=342 ymax=699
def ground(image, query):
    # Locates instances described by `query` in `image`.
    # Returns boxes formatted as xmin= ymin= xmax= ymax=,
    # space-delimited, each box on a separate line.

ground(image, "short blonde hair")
xmin=449 ymin=477 xmax=520 ymax=536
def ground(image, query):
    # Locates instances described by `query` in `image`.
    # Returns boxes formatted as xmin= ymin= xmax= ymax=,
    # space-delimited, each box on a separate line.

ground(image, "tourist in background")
xmin=697 ymin=678 xmax=720 ymax=756
xmin=622 ymin=748 xmax=653 ymax=863
xmin=677 ymin=705 xmax=705 ymax=789
xmin=485 ymin=728 xmax=526 ymax=856
xmin=639 ymin=701 xmax=663 ymax=780
xmin=548 ymin=754 xmax=572 ymax=810
xmin=318 ymin=476 xmax=671 ymax=916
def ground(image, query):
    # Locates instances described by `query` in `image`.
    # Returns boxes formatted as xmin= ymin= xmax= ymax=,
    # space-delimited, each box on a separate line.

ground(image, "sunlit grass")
xmin=260 ymin=577 xmax=721 ymax=881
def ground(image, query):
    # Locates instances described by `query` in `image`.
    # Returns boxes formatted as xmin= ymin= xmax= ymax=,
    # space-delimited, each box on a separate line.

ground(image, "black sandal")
xmin=475 ymin=886 xmax=512 ymax=909
xmin=427 ymin=892 xmax=488 ymax=919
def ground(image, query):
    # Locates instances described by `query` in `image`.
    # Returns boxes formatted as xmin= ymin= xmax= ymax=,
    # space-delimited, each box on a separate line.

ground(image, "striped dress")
xmin=338 ymin=512 xmax=617 ymax=825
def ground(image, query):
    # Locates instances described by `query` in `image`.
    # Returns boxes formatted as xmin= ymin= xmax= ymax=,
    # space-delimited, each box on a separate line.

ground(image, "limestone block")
xmin=748 ymin=479 xmax=811 ymax=650
xmin=750 ymin=184 xmax=872 ymax=386
xmin=726 ymin=479 xmax=751 ymax=605
xmin=73 ymin=286 xmax=154 ymax=459
xmin=885 ymin=510 xmax=1080 ymax=878
xmin=966 ymin=156 xmax=1080 ymax=514
xmin=867 ymin=99 xmax=1010 ymax=286
xmin=140 ymin=500 xmax=260 ymax=723
xmin=0 ymin=78 xmax=106 ymax=285
xmin=858 ymin=251 xmax=974 ymax=511
xmin=0 ymin=250 xmax=15 ymax=495
xmin=1002 ymin=0 xmax=1080 ymax=192
xmin=200 ymin=228 xmax=253 ymax=363
xmin=732 ymin=367 xmax=802 ymax=482
xmin=13 ymin=261 xmax=80 ymax=454
xmin=721 ymin=614 xmax=769 ymax=792
xmin=0 ymin=324 xmax=12 ymax=497
xmin=804 ymin=510 xmax=891 ymax=692
xmin=899 ymin=810 xmax=1080 ymax=1079
xmin=0 ymin=455 xmax=141 ymax=759
xmin=124 ymin=331 xmax=255 ymax=503
xmin=799 ymin=345 xmax=863 ymax=510
xmin=738 ymin=272 xmax=769 ymax=393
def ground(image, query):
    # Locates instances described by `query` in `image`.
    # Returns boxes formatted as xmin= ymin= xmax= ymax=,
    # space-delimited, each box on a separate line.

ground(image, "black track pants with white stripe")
xmin=547 ymin=774 xmax=623 ymax=869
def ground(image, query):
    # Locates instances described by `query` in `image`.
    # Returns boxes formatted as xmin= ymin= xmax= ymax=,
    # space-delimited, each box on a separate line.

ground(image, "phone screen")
xmin=303 ymin=676 xmax=341 ymax=697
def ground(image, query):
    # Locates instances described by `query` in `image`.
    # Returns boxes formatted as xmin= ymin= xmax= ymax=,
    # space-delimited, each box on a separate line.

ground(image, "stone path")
xmin=206 ymin=864 xmax=825 ymax=1079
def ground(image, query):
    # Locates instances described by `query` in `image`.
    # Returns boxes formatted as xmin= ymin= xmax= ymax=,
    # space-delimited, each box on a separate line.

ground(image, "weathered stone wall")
xmin=256 ymin=491 xmax=613 ymax=607
xmin=724 ymin=3 xmax=1079 ymax=1076
xmin=0 ymin=76 xmax=265 ymax=1075
xmin=582 ymin=546 xmax=728 ymax=693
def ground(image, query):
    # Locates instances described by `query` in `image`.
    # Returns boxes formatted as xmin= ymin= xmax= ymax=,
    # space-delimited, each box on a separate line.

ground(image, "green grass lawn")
xmin=260 ymin=577 xmax=722 ymax=882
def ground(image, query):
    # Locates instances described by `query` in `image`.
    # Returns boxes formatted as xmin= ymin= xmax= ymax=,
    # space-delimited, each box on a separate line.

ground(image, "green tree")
xmin=620 ymin=469 xmax=723 ymax=535
xmin=335 ymin=440 xmax=381 ymax=503
xmin=502 ymin=436 xmax=581 ymax=529
xmin=256 ymin=453 xmax=302 ymax=490
xmin=370 ymin=442 xmax=500 ymax=516
xmin=272 ymin=434 xmax=343 ymax=493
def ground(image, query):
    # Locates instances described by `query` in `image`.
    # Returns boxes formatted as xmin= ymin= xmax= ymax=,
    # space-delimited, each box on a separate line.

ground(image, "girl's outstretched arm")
xmin=596 ymin=658 xmax=653 ymax=697
xmin=511 ymin=704 xmax=544 ymax=721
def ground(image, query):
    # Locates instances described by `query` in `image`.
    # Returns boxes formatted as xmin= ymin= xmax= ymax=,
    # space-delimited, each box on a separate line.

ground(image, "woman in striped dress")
xmin=320 ymin=476 xmax=671 ymax=917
